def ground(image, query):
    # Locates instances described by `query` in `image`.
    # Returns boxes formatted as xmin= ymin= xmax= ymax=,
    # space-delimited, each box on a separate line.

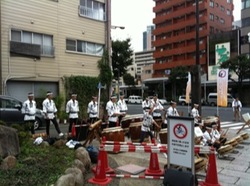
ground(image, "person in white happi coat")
xmin=211 ymin=122 xmax=227 ymax=145
xmin=191 ymin=103 xmax=201 ymax=126
xmin=21 ymin=92 xmax=36 ymax=134
xmin=163 ymin=101 xmax=179 ymax=128
xmin=150 ymin=94 xmax=164 ymax=129
xmin=117 ymin=93 xmax=127 ymax=125
xmin=106 ymin=94 xmax=122 ymax=128
xmin=139 ymin=108 xmax=161 ymax=143
xmin=232 ymin=97 xmax=242 ymax=121
xmin=42 ymin=91 xmax=63 ymax=137
xmin=202 ymin=126 xmax=221 ymax=151
xmin=87 ymin=96 xmax=98 ymax=124
xmin=142 ymin=96 xmax=151 ymax=114
xmin=66 ymin=93 xmax=79 ymax=133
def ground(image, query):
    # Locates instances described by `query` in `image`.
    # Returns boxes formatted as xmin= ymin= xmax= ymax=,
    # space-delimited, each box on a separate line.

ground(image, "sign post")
xmin=167 ymin=116 xmax=195 ymax=175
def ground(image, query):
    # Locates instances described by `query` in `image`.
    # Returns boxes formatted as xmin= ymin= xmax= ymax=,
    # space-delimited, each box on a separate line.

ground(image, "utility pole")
xmin=191 ymin=0 xmax=202 ymax=114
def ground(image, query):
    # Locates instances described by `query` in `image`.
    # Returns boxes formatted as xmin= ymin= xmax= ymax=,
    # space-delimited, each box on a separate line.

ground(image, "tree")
xmin=123 ymin=73 xmax=135 ymax=95
xmin=220 ymin=54 xmax=250 ymax=97
xmin=168 ymin=66 xmax=188 ymax=100
xmin=112 ymin=38 xmax=133 ymax=79
xmin=97 ymin=49 xmax=112 ymax=102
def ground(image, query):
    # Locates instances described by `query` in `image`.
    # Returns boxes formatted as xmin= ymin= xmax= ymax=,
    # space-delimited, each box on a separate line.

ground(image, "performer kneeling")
xmin=139 ymin=108 xmax=161 ymax=143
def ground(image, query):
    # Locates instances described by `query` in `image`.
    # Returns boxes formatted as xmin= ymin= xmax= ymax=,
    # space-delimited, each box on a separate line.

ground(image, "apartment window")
xmin=215 ymin=3 xmax=218 ymax=7
xmin=220 ymin=5 xmax=225 ymax=12
xmin=11 ymin=29 xmax=54 ymax=56
xmin=209 ymin=0 xmax=214 ymax=7
xmin=210 ymin=26 xmax=214 ymax=34
xmin=216 ymin=16 xmax=219 ymax=20
xmin=66 ymin=39 xmax=103 ymax=56
xmin=226 ymin=9 xmax=231 ymax=15
xmin=220 ymin=18 xmax=225 ymax=24
xmin=209 ymin=13 xmax=214 ymax=21
xmin=242 ymin=0 xmax=250 ymax=9
xmin=79 ymin=0 xmax=105 ymax=21
xmin=227 ymin=0 xmax=231 ymax=3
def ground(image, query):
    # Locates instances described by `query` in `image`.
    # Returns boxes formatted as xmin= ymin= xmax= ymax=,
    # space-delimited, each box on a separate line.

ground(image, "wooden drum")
xmin=159 ymin=128 xmax=168 ymax=144
xmin=101 ymin=127 xmax=125 ymax=142
xmin=234 ymin=136 xmax=244 ymax=143
xmin=121 ymin=115 xmax=143 ymax=129
xmin=217 ymin=144 xmax=234 ymax=156
xmin=240 ymin=132 xmax=249 ymax=140
xmin=129 ymin=122 xmax=143 ymax=142
xmin=195 ymin=157 xmax=207 ymax=172
xmin=224 ymin=138 xmax=238 ymax=147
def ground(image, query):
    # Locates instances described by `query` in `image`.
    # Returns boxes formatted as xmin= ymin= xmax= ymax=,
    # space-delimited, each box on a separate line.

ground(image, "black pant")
xmin=24 ymin=120 xmax=35 ymax=134
xmin=139 ymin=130 xmax=154 ymax=143
xmin=89 ymin=117 xmax=98 ymax=124
xmin=68 ymin=118 xmax=78 ymax=133
xmin=108 ymin=121 xmax=117 ymax=128
xmin=45 ymin=117 xmax=61 ymax=136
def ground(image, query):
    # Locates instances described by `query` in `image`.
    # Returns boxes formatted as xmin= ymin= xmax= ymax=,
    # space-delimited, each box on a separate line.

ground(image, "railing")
xmin=79 ymin=5 xmax=106 ymax=21
xmin=41 ymin=45 xmax=55 ymax=57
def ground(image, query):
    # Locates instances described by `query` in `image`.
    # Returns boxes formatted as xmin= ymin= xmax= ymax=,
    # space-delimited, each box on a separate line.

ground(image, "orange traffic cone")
xmin=145 ymin=138 xmax=164 ymax=176
xmin=92 ymin=137 xmax=114 ymax=174
xmin=88 ymin=145 xmax=112 ymax=185
xmin=200 ymin=147 xmax=221 ymax=186
xmin=71 ymin=123 xmax=76 ymax=138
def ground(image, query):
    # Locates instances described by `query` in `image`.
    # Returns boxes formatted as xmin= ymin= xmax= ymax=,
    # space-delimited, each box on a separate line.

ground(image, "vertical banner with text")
xmin=217 ymin=69 xmax=228 ymax=107
xmin=185 ymin=72 xmax=191 ymax=104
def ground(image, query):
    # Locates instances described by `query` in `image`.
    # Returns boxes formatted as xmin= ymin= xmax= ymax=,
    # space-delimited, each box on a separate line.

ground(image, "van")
xmin=207 ymin=93 xmax=234 ymax=107
xmin=128 ymin=95 xmax=143 ymax=104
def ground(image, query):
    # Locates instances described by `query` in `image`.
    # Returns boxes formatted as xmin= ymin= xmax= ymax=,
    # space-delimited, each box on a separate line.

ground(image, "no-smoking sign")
xmin=173 ymin=123 xmax=188 ymax=139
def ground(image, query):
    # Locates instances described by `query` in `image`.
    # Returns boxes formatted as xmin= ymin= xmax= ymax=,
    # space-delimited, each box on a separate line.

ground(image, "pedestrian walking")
xmin=66 ymin=93 xmax=79 ymax=133
xmin=42 ymin=91 xmax=63 ymax=138
xmin=232 ymin=97 xmax=242 ymax=121
xmin=87 ymin=96 xmax=98 ymax=124
xmin=21 ymin=92 xmax=36 ymax=134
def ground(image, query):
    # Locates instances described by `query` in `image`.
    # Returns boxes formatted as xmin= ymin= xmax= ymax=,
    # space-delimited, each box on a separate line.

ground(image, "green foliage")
xmin=54 ymin=94 xmax=65 ymax=120
xmin=64 ymin=75 xmax=99 ymax=119
xmin=220 ymin=54 xmax=250 ymax=96
xmin=168 ymin=66 xmax=188 ymax=82
xmin=0 ymin=138 xmax=75 ymax=186
xmin=112 ymin=38 xmax=134 ymax=78
xmin=123 ymin=73 xmax=135 ymax=86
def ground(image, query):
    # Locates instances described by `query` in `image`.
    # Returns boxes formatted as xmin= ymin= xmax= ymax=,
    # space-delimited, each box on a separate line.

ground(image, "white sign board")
xmin=168 ymin=116 xmax=194 ymax=169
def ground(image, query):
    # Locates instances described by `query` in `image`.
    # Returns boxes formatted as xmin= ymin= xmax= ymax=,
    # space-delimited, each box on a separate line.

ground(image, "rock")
xmin=54 ymin=174 xmax=75 ymax=186
xmin=0 ymin=125 xmax=20 ymax=158
xmin=65 ymin=167 xmax=84 ymax=186
xmin=75 ymin=147 xmax=91 ymax=170
xmin=53 ymin=139 xmax=66 ymax=148
xmin=72 ymin=159 xmax=86 ymax=174
xmin=0 ymin=155 xmax=17 ymax=170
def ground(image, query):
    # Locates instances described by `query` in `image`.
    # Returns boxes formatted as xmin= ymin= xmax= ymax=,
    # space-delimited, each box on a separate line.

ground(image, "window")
xmin=227 ymin=0 xmax=231 ymax=3
xmin=79 ymin=0 xmax=105 ymax=21
xmin=220 ymin=5 xmax=225 ymax=11
xmin=242 ymin=0 xmax=250 ymax=9
xmin=210 ymin=26 xmax=214 ymax=34
xmin=226 ymin=9 xmax=231 ymax=15
xmin=10 ymin=29 xmax=54 ymax=56
xmin=220 ymin=18 xmax=225 ymax=24
xmin=209 ymin=1 xmax=214 ymax=7
xmin=215 ymin=3 xmax=218 ymax=7
xmin=209 ymin=13 xmax=214 ymax=21
xmin=66 ymin=39 xmax=103 ymax=56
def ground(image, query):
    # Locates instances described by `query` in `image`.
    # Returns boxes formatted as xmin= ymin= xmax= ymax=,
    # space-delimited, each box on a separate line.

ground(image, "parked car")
xmin=0 ymin=95 xmax=45 ymax=130
xmin=207 ymin=93 xmax=234 ymax=107
xmin=178 ymin=95 xmax=191 ymax=105
xmin=148 ymin=96 xmax=167 ymax=105
xmin=128 ymin=95 xmax=143 ymax=104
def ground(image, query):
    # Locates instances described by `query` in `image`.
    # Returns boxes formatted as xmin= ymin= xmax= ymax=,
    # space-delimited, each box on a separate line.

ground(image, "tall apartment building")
xmin=0 ymin=0 xmax=106 ymax=101
xmin=241 ymin=0 xmax=250 ymax=55
xmin=152 ymin=0 xmax=234 ymax=78
xmin=143 ymin=25 xmax=155 ymax=51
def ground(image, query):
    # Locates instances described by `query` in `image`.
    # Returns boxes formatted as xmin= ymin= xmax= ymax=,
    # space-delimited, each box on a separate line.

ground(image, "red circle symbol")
xmin=173 ymin=124 xmax=188 ymax=139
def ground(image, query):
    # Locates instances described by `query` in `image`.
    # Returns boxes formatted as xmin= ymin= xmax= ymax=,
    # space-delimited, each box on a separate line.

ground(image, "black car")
xmin=0 ymin=95 xmax=45 ymax=130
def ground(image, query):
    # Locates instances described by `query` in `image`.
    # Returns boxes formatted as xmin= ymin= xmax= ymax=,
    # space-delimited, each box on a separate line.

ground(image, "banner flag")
xmin=185 ymin=72 xmax=191 ymax=104
xmin=217 ymin=69 xmax=228 ymax=107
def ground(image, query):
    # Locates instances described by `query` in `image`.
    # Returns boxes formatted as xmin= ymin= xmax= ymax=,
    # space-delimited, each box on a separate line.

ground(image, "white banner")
xmin=217 ymin=69 xmax=228 ymax=107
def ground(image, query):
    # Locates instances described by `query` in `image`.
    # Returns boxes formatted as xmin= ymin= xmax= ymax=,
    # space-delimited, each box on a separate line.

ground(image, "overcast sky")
xmin=111 ymin=0 xmax=241 ymax=52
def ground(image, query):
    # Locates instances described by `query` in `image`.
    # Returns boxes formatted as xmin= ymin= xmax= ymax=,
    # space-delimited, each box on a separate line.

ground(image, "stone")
xmin=65 ymin=167 xmax=84 ymax=186
xmin=0 ymin=125 xmax=20 ymax=158
xmin=54 ymin=174 xmax=75 ymax=186
xmin=0 ymin=155 xmax=17 ymax=170
xmin=72 ymin=159 xmax=86 ymax=174
xmin=75 ymin=147 xmax=91 ymax=171
xmin=53 ymin=139 xmax=66 ymax=148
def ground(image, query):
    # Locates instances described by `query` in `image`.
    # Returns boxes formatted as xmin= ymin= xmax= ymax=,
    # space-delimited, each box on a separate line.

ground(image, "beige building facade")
xmin=0 ymin=0 xmax=106 ymax=101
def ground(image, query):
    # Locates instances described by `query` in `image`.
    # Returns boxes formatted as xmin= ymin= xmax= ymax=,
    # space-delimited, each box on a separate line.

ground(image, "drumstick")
xmin=221 ymin=128 xmax=229 ymax=136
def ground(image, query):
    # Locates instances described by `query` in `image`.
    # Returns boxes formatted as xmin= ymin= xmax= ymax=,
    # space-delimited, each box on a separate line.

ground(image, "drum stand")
xmin=83 ymin=120 xmax=102 ymax=147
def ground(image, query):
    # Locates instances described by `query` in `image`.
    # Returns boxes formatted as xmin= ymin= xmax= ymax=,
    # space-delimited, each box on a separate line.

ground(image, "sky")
xmin=111 ymin=0 xmax=241 ymax=52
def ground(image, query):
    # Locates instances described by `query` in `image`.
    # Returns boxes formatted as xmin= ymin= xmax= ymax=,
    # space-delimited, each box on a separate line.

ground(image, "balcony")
xmin=153 ymin=0 xmax=185 ymax=13
xmin=10 ymin=41 xmax=55 ymax=58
